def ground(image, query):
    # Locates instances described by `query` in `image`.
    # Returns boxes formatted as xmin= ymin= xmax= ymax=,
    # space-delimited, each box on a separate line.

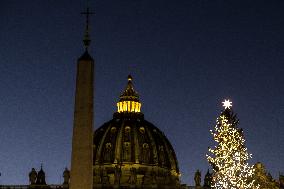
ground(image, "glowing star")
xmin=222 ymin=99 xmax=232 ymax=109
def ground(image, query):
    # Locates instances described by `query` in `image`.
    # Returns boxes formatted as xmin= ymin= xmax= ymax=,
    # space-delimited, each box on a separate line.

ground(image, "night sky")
xmin=0 ymin=0 xmax=283 ymax=186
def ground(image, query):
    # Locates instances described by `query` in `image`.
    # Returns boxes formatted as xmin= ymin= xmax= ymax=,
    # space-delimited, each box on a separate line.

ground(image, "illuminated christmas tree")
xmin=207 ymin=100 xmax=257 ymax=189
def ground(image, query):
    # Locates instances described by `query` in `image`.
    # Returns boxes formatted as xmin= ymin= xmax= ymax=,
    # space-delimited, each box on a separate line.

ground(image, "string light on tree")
xmin=207 ymin=100 xmax=258 ymax=189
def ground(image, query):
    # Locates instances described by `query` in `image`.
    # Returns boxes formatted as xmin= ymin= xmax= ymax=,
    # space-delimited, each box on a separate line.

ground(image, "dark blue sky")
xmin=0 ymin=0 xmax=283 ymax=186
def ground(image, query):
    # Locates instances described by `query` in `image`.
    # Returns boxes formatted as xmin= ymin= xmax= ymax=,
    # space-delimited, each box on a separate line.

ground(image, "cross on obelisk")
xmin=81 ymin=7 xmax=94 ymax=49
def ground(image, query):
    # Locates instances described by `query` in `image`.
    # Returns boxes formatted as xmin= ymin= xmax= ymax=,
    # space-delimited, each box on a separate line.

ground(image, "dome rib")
xmin=94 ymin=122 xmax=112 ymax=164
xmin=114 ymin=120 xmax=124 ymax=163
xmin=143 ymin=123 xmax=159 ymax=165
xmin=133 ymin=123 xmax=140 ymax=164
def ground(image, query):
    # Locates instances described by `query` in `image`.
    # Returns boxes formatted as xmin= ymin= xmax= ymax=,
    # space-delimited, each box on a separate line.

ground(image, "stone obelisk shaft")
xmin=70 ymin=52 xmax=94 ymax=189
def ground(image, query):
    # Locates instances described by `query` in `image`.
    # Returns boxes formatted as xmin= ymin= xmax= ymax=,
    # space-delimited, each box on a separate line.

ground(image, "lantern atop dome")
xmin=117 ymin=75 xmax=142 ymax=113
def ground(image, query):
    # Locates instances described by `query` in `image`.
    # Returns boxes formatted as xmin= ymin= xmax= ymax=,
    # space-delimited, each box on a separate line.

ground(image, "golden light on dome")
xmin=222 ymin=99 xmax=232 ymax=109
xmin=117 ymin=101 xmax=141 ymax=113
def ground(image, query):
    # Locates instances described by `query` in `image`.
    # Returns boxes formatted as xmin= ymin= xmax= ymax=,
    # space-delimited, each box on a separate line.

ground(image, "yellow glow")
xmin=117 ymin=101 xmax=141 ymax=113
xmin=222 ymin=99 xmax=232 ymax=109
xmin=130 ymin=102 xmax=134 ymax=112
xmin=123 ymin=101 xmax=127 ymax=111
xmin=135 ymin=102 xmax=138 ymax=112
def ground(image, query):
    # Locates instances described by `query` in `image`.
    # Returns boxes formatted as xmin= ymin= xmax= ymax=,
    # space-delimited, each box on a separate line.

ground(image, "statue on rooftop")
xmin=194 ymin=169 xmax=201 ymax=187
xmin=63 ymin=167 xmax=70 ymax=185
xmin=29 ymin=168 xmax=37 ymax=185
xmin=204 ymin=169 xmax=212 ymax=188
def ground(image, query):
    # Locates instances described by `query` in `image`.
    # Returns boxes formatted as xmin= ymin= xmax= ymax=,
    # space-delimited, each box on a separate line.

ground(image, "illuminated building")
xmin=92 ymin=75 xmax=182 ymax=188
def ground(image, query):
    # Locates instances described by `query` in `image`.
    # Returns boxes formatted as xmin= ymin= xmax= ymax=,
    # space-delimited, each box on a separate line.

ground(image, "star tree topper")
xmin=222 ymin=99 xmax=232 ymax=109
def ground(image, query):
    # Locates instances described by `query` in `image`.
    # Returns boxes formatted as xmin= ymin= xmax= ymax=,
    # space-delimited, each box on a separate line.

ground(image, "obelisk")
xmin=70 ymin=7 xmax=94 ymax=189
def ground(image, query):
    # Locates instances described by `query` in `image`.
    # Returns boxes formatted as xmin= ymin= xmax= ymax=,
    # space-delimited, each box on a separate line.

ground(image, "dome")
xmin=93 ymin=75 xmax=181 ymax=188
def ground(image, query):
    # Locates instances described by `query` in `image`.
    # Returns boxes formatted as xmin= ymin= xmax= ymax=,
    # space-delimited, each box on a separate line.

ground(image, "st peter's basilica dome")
xmin=92 ymin=75 xmax=181 ymax=188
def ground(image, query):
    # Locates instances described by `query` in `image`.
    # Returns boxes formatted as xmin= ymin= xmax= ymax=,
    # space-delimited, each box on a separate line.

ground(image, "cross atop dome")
xmin=117 ymin=75 xmax=142 ymax=113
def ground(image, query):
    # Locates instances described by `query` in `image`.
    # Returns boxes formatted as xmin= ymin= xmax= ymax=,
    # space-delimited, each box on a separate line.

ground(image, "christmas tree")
xmin=207 ymin=100 xmax=257 ymax=189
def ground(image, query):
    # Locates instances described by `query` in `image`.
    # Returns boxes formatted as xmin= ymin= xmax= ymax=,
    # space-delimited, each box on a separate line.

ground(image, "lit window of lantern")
xmin=131 ymin=101 xmax=134 ymax=112
xmin=127 ymin=101 xmax=130 ymax=111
